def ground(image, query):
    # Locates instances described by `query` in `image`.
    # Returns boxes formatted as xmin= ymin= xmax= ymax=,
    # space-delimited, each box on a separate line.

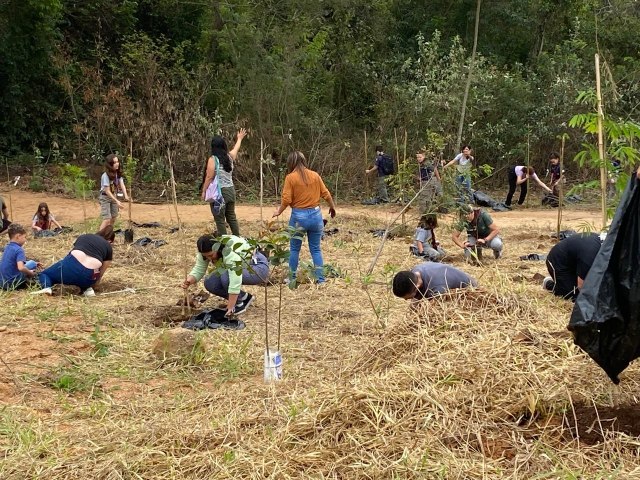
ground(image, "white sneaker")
xmin=31 ymin=287 xmax=52 ymax=296
xmin=542 ymin=276 xmax=554 ymax=291
xmin=83 ymin=287 xmax=96 ymax=297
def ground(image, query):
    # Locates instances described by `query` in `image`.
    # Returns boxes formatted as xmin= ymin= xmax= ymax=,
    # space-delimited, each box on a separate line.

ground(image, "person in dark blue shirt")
xmin=0 ymin=224 xmax=40 ymax=290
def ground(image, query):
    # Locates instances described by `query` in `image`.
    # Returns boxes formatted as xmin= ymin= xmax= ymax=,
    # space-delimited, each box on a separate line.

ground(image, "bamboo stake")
xmin=402 ymin=128 xmax=407 ymax=209
xmin=260 ymin=138 xmax=264 ymax=225
xmin=595 ymin=53 xmax=608 ymax=230
xmin=167 ymin=148 xmax=190 ymax=316
xmin=556 ymin=136 xmax=565 ymax=239
xmin=367 ymin=177 xmax=436 ymax=275
xmin=128 ymin=138 xmax=133 ymax=229
xmin=364 ymin=130 xmax=369 ymax=196
xmin=525 ymin=131 xmax=530 ymax=206
xmin=5 ymin=159 xmax=13 ymax=221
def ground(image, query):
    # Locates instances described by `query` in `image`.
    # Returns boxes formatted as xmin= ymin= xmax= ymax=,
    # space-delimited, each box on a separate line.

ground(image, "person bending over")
xmin=393 ymin=263 xmax=477 ymax=302
xmin=182 ymin=234 xmax=270 ymax=317
xmin=32 ymin=226 xmax=115 ymax=296
xmin=505 ymin=166 xmax=552 ymax=207
xmin=543 ymin=233 xmax=603 ymax=301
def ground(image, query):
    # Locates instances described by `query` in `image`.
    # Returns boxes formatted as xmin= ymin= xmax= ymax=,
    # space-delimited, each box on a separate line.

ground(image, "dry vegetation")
xmin=1 ymin=208 xmax=640 ymax=479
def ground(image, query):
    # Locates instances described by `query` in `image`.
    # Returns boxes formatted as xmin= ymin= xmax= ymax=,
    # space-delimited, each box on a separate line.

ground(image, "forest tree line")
xmin=1 ymin=0 xmax=639 ymax=198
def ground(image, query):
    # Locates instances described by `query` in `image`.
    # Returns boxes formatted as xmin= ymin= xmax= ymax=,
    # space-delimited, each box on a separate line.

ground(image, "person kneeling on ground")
xmin=452 ymin=205 xmax=503 ymax=262
xmin=0 ymin=224 xmax=42 ymax=290
xmin=32 ymin=226 xmax=116 ymax=296
xmin=182 ymin=234 xmax=270 ymax=317
xmin=393 ymin=263 xmax=477 ymax=302
xmin=543 ymin=233 xmax=603 ymax=301
xmin=410 ymin=214 xmax=445 ymax=261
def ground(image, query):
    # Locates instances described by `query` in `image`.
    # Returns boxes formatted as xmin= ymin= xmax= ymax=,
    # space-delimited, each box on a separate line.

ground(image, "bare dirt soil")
xmin=1 ymin=188 xmax=602 ymax=229
xmin=2 ymin=187 xmax=638 ymax=479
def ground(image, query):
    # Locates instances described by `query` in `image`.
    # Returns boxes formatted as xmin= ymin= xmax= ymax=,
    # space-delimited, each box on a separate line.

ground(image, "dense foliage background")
xmin=1 ymin=0 xmax=638 ymax=198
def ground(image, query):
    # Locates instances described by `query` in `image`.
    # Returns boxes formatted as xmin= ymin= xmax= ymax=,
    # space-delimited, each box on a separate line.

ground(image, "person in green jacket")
xmin=181 ymin=234 xmax=270 ymax=317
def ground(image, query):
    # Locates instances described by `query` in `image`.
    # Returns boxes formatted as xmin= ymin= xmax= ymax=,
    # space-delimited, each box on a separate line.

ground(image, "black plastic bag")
xmin=568 ymin=174 xmax=640 ymax=384
xmin=472 ymin=190 xmax=511 ymax=212
xmin=183 ymin=308 xmax=246 ymax=331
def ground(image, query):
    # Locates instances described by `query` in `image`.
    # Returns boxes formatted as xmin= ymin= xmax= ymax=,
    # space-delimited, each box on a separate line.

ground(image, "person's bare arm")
xmin=434 ymin=166 xmax=441 ymax=181
xmin=118 ymin=178 xmax=130 ymax=201
xmin=443 ymin=158 xmax=457 ymax=169
xmin=201 ymin=157 xmax=216 ymax=200
xmin=417 ymin=240 xmax=424 ymax=253
xmin=16 ymin=260 xmax=36 ymax=277
xmin=228 ymin=128 xmax=248 ymax=160
xmin=51 ymin=217 xmax=62 ymax=229
xmin=482 ymin=223 xmax=500 ymax=242
xmin=516 ymin=173 xmax=528 ymax=185
xmin=102 ymin=183 xmax=123 ymax=207
xmin=577 ymin=276 xmax=585 ymax=290
xmin=452 ymin=229 xmax=467 ymax=249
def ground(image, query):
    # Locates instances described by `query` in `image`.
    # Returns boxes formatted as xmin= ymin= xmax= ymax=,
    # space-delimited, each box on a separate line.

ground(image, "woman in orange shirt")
xmin=273 ymin=151 xmax=336 ymax=285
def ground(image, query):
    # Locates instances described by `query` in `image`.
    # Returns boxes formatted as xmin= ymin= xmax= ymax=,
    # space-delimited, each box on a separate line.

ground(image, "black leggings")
xmin=506 ymin=167 xmax=528 ymax=206
xmin=546 ymin=258 xmax=578 ymax=300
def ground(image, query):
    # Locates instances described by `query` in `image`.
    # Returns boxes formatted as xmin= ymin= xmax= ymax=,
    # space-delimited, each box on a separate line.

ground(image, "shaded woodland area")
xmin=1 ymin=0 xmax=639 ymax=197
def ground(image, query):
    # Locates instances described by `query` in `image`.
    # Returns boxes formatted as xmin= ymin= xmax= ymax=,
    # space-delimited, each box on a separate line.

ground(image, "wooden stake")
xmin=525 ymin=131 xmax=530 ymax=206
xmin=167 ymin=148 xmax=190 ymax=315
xmin=128 ymin=138 xmax=133 ymax=228
xmin=260 ymin=138 xmax=264 ymax=225
xmin=5 ymin=159 xmax=13 ymax=221
xmin=402 ymin=128 xmax=407 ymax=224
xmin=595 ymin=53 xmax=608 ymax=230
xmin=557 ymin=136 xmax=565 ymax=239
xmin=364 ymin=130 xmax=369 ymax=196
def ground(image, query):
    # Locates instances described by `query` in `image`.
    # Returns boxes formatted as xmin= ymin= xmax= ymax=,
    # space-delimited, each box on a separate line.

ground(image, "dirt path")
xmin=0 ymin=188 xmax=602 ymax=230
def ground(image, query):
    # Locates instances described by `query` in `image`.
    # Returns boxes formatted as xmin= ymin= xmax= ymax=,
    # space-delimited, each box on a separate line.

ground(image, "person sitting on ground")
xmin=410 ymin=214 xmax=445 ymax=262
xmin=31 ymin=226 xmax=116 ymax=296
xmin=452 ymin=205 xmax=503 ymax=262
xmin=0 ymin=224 xmax=41 ymax=290
xmin=0 ymin=195 xmax=11 ymax=233
xmin=505 ymin=165 xmax=552 ymax=207
xmin=543 ymin=233 xmax=603 ymax=301
xmin=182 ymin=234 xmax=270 ymax=317
xmin=272 ymin=150 xmax=337 ymax=286
xmin=32 ymin=202 xmax=62 ymax=237
xmin=364 ymin=145 xmax=392 ymax=204
xmin=392 ymin=262 xmax=477 ymax=302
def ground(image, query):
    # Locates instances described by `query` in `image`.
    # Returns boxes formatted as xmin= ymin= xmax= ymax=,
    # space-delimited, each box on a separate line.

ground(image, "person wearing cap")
xmin=542 ymin=233 xmax=603 ymax=301
xmin=452 ymin=205 xmax=503 ymax=262
xmin=182 ymin=234 xmax=270 ymax=317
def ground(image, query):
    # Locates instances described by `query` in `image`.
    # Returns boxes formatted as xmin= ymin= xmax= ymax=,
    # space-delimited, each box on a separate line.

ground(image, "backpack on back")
xmin=379 ymin=154 xmax=395 ymax=175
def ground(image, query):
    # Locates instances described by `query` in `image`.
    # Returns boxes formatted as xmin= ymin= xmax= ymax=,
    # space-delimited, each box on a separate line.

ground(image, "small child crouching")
xmin=409 ymin=214 xmax=446 ymax=261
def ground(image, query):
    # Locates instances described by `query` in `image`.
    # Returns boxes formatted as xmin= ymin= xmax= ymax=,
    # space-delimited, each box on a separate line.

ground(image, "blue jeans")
xmin=456 ymin=174 xmax=472 ymax=202
xmin=289 ymin=207 xmax=325 ymax=283
xmin=38 ymin=254 xmax=98 ymax=290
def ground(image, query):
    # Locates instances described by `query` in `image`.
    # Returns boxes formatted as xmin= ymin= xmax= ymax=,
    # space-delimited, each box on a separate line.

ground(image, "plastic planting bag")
xmin=568 ymin=174 xmax=640 ymax=384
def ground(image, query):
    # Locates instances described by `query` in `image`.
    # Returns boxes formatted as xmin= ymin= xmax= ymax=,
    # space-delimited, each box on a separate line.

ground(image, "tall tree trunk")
xmin=456 ymin=0 xmax=482 ymax=150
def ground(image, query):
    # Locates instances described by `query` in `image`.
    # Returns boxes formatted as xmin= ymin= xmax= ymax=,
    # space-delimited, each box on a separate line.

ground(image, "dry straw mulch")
xmin=1 ymin=213 xmax=640 ymax=479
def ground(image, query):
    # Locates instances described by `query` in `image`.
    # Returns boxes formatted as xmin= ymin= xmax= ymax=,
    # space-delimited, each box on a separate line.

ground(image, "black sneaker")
xmin=233 ymin=293 xmax=254 ymax=315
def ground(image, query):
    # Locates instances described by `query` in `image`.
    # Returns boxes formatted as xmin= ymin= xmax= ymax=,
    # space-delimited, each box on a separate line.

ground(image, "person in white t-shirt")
xmin=444 ymin=145 xmax=474 ymax=200
xmin=505 ymin=165 xmax=552 ymax=206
